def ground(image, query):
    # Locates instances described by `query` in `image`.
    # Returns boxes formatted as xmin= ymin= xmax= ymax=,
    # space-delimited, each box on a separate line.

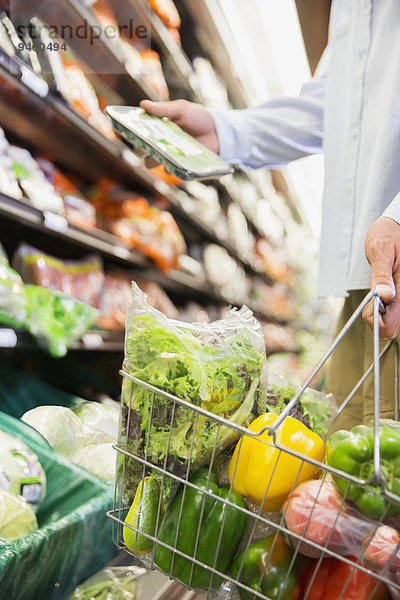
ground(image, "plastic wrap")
xmin=280 ymin=476 xmax=400 ymax=590
xmin=9 ymin=146 xmax=65 ymax=213
xmin=90 ymin=180 xmax=186 ymax=272
xmin=119 ymin=282 xmax=267 ymax=503
xmin=0 ymin=244 xmax=27 ymax=328
xmin=0 ymin=489 xmax=38 ymax=542
xmin=0 ymin=430 xmax=46 ymax=510
xmin=22 ymin=400 xmax=118 ymax=483
xmin=14 ymin=244 xmax=105 ymax=308
xmin=21 ymin=406 xmax=86 ymax=458
xmin=37 ymin=159 xmax=97 ymax=230
xmin=0 ymin=127 xmax=22 ymax=199
xmin=72 ymin=401 xmax=119 ymax=445
xmin=266 ymin=371 xmax=337 ymax=439
xmin=67 ymin=566 xmax=147 ymax=599
xmin=25 ymin=284 xmax=98 ymax=357
xmin=72 ymin=443 xmax=116 ymax=485
xmin=0 ymin=411 xmax=116 ymax=600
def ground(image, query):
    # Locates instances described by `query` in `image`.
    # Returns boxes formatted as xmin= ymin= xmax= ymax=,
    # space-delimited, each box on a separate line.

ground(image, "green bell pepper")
xmin=154 ymin=468 xmax=248 ymax=590
xmin=326 ymin=425 xmax=400 ymax=519
xmin=231 ymin=534 xmax=311 ymax=600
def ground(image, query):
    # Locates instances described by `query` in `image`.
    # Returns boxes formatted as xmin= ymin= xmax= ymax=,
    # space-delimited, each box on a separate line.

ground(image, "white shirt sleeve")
xmin=382 ymin=193 xmax=400 ymax=224
xmin=209 ymin=75 xmax=326 ymax=170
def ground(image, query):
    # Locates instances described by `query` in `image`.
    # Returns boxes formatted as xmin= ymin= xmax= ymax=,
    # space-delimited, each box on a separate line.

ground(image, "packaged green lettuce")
xmin=119 ymin=282 xmax=267 ymax=503
xmin=25 ymin=285 xmax=98 ymax=358
xmin=0 ymin=244 xmax=27 ymax=328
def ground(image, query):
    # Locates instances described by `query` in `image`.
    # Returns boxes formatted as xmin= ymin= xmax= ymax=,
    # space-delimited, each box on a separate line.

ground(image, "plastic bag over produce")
xmin=0 ymin=430 xmax=46 ymax=511
xmin=119 ymin=281 xmax=267 ymax=502
xmin=267 ymin=371 xmax=337 ymax=439
xmin=21 ymin=406 xmax=85 ymax=459
xmin=0 ymin=489 xmax=38 ymax=541
xmin=72 ymin=401 xmax=119 ymax=445
xmin=0 ymin=243 xmax=27 ymax=328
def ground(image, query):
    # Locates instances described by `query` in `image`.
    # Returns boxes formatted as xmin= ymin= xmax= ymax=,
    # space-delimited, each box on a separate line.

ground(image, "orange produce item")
xmin=149 ymin=0 xmax=181 ymax=28
xmin=150 ymin=165 xmax=183 ymax=186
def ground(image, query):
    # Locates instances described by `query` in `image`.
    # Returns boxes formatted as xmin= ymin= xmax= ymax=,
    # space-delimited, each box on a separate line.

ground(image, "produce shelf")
xmin=0 ymin=327 xmax=125 ymax=352
xmin=178 ymin=0 xmax=249 ymax=108
xmin=122 ymin=0 xmax=201 ymax=101
xmin=0 ymin=325 xmax=296 ymax=355
xmin=0 ymin=55 xmax=271 ymax=283
xmin=15 ymin=0 xmax=159 ymax=102
xmin=0 ymin=192 xmax=285 ymax=322
xmin=0 ymin=193 xmax=148 ymax=267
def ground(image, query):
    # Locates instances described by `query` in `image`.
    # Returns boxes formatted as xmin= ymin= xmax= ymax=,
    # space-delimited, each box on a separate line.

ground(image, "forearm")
xmin=210 ymin=77 xmax=325 ymax=170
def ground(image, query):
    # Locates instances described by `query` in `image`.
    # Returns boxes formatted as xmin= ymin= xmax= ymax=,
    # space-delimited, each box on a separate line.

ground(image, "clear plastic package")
xmin=9 ymin=146 xmax=65 ymax=214
xmin=37 ymin=159 xmax=96 ymax=230
xmin=119 ymin=282 xmax=267 ymax=503
xmin=106 ymin=106 xmax=233 ymax=181
xmin=0 ymin=244 xmax=27 ymax=328
xmin=266 ymin=371 xmax=337 ymax=439
xmin=67 ymin=566 xmax=147 ymax=600
xmin=25 ymin=285 xmax=98 ymax=358
xmin=0 ymin=127 xmax=22 ymax=199
xmin=14 ymin=244 xmax=104 ymax=309
xmin=0 ymin=489 xmax=38 ymax=541
xmin=0 ymin=430 xmax=46 ymax=511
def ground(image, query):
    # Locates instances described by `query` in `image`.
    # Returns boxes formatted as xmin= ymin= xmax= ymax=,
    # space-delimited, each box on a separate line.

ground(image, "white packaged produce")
xmin=21 ymin=406 xmax=85 ymax=458
xmin=0 ymin=430 xmax=46 ymax=511
xmin=71 ymin=443 xmax=116 ymax=484
xmin=72 ymin=401 xmax=119 ymax=445
xmin=0 ymin=489 xmax=38 ymax=541
xmin=0 ymin=128 xmax=22 ymax=199
xmin=9 ymin=146 xmax=65 ymax=214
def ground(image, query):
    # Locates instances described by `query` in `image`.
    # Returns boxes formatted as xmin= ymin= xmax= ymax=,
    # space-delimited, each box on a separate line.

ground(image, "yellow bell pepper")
xmin=228 ymin=412 xmax=325 ymax=511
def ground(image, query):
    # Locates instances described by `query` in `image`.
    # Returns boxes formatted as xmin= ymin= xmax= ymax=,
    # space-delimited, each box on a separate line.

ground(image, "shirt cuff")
xmin=208 ymin=108 xmax=241 ymax=165
xmin=382 ymin=192 xmax=400 ymax=224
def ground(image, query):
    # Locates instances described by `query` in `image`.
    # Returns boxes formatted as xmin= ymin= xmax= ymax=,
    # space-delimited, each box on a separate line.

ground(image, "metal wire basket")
xmin=108 ymin=291 xmax=400 ymax=600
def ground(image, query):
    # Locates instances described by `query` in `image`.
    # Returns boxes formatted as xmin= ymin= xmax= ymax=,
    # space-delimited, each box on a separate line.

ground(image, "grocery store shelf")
xmin=123 ymin=0 xmax=201 ymax=100
xmin=19 ymin=0 xmax=159 ymax=102
xmin=0 ymin=327 xmax=125 ymax=352
xmin=217 ymin=178 xmax=268 ymax=241
xmin=180 ymin=0 xmax=249 ymax=108
xmin=0 ymin=54 xmax=271 ymax=283
xmin=0 ymin=193 xmax=149 ymax=267
xmin=0 ymin=326 xmax=296 ymax=355
xmin=0 ymin=192 xmax=284 ymax=320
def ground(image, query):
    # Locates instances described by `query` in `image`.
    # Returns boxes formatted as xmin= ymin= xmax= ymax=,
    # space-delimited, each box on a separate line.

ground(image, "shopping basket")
xmin=108 ymin=290 xmax=400 ymax=599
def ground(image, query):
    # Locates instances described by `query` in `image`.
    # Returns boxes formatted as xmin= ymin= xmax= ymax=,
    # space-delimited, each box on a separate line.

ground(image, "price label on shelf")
xmin=121 ymin=147 xmax=142 ymax=168
xmin=0 ymin=329 xmax=17 ymax=348
xmin=20 ymin=65 xmax=49 ymax=98
xmin=154 ymin=180 xmax=170 ymax=196
xmin=113 ymin=245 xmax=131 ymax=259
xmin=43 ymin=211 xmax=68 ymax=233
xmin=81 ymin=332 xmax=103 ymax=349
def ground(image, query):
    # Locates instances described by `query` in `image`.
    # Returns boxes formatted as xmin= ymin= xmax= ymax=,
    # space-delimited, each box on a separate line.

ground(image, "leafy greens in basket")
xmin=119 ymin=283 xmax=267 ymax=502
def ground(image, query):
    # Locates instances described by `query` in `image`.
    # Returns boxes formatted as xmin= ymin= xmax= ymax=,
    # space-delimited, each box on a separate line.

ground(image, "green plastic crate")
xmin=0 ymin=365 xmax=118 ymax=600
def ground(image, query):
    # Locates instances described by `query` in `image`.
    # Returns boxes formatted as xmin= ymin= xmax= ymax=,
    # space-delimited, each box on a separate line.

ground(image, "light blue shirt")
xmin=211 ymin=0 xmax=400 ymax=297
